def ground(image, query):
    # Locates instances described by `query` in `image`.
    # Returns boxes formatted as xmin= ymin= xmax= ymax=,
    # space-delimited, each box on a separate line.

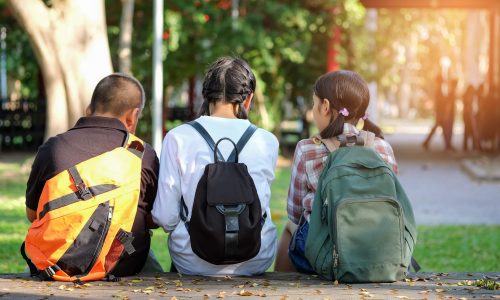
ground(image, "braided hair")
xmin=199 ymin=57 xmax=256 ymax=119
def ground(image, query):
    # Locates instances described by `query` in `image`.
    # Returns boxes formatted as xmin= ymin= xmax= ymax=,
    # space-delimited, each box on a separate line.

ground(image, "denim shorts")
xmin=288 ymin=220 xmax=315 ymax=274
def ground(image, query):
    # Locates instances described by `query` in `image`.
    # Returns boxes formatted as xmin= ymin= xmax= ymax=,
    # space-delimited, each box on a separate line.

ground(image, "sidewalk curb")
xmin=461 ymin=157 xmax=500 ymax=181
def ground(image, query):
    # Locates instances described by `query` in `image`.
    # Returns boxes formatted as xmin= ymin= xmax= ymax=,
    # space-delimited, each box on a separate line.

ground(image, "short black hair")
xmin=89 ymin=73 xmax=145 ymax=117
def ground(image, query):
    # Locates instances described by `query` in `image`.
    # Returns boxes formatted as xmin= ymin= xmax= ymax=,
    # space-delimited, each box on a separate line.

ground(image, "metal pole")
xmin=152 ymin=0 xmax=164 ymax=154
xmin=0 ymin=27 xmax=7 ymax=102
xmin=231 ymin=0 xmax=239 ymax=30
xmin=366 ymin=9 xmax=378 ymax=124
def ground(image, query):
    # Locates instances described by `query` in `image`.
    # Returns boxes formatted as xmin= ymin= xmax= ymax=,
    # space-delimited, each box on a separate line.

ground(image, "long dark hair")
xmin=314 ymin=70 xmax=368 ymax=138
xmin=199 ymin=57 xmax=256 ymax=119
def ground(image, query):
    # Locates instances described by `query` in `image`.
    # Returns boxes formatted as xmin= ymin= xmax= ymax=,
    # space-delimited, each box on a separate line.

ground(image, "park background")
xmin=0 ymin=0 xmax=499 ymax=274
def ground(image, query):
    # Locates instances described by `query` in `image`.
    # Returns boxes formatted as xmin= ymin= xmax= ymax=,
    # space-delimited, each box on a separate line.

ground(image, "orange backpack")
xmin=21 ymin=133 xmax=145 ymax=282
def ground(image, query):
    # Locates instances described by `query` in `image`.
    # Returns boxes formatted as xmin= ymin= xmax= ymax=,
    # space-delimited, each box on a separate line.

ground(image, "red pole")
xmin=326 ymin=26 xmax=341 ymax=72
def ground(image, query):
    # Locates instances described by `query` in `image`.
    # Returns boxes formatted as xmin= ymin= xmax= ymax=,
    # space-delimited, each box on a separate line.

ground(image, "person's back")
xmin=152 ymin=57 xmax=278 ymax=276
xmin=275 ymin=70 xmax=401 ymax=274
xmin=24 ymin=74 xmax=159 ymax=280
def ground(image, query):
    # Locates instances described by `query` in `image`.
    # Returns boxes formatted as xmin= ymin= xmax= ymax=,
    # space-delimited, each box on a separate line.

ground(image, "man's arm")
xmin=25 ymin=143 xmax=50 ymax=223
xmin=26 ymin=207 xmax=36 ymax=223
xmin=142 ymin=144 xmax=160 ymax=229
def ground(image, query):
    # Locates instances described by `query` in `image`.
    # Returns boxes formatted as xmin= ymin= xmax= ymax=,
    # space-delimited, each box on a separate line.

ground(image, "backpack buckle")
xmin=39 ymin=264 xmax=61 ymax=281
xmin=76 ymin=182 xmax=92 ymax=200
xmin=216 ymin=204 xmax=246 ymax=258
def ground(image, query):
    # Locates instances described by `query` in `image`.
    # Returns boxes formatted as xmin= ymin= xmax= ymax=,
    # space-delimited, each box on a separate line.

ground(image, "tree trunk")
xmin=119 ymin=0 xmax=135 ymax=74
xmin=6 ymin=0 xmax=113 ymax=139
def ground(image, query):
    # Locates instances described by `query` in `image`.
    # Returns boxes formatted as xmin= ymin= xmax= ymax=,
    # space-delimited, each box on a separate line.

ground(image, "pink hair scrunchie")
xmin=339 ymin=108 xmax=349 ymax=117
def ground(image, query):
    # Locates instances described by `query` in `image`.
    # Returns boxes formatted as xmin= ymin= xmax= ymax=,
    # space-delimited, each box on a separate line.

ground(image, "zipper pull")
xmin=108 ymin=207 xmax=113 ymax=221
xmin=321 ymin=197 xmax=328 ymax=221
xmin=333 ymin=245 xmax=338 ymax=268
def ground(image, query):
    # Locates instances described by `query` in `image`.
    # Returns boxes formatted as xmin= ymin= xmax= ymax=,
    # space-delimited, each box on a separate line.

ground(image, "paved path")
xmin=385 ymin=128 xmax=500 ymax=225
xmin=0 ymin=272 xmax=498 ymax=299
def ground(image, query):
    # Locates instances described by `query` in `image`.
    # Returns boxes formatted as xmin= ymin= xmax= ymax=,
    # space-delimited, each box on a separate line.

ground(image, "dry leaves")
xmin=174 ymin=279 xmax=183 ymax=287
xmin=238 ymin=290 xmax=253 ymax=296
xmin=217 ymin=291 xmax=227 ymax=298
xmin=57 ymin=284 xmax=74 ymax=292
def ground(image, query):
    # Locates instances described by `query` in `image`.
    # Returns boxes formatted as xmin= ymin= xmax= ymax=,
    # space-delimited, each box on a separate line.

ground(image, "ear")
xmin=85 ymin=105 xmax=92 ymax=117
xmin=321 ymin=98 xmax=331 ymax=115
xmin=121 ymin=107 xmax=140 ymax=134
xmin=243 ymin=92 xmax=253 ymax=111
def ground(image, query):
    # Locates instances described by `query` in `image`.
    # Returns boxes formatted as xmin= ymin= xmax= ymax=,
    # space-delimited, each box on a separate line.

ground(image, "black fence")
xmin=0 ymin=100 xmax=45 ymax=152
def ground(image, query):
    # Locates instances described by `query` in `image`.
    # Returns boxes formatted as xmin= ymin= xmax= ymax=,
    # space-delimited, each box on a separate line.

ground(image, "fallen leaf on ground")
xmin=255 ymin=291 xmax=266 ymax=297
xmin=238 ymin=290 xmax=253 ymax=296
xmin=217 ymin=291 xmax=227 ymax=298
xmin=174 ymin=280 xmax=183 ymax=287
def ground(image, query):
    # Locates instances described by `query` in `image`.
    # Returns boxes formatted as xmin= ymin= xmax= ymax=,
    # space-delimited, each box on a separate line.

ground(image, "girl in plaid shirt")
xmin=274 ymin=70 xmax=398 ymax=273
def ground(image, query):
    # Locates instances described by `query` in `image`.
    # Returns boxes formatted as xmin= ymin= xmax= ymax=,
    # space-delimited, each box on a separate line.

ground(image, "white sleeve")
xmin=152 ymin=132 xmax=182 ymax=232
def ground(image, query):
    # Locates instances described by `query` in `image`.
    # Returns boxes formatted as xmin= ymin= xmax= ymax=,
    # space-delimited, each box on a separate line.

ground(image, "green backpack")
xmin=304 ymin=137 xmax=417 ymax=283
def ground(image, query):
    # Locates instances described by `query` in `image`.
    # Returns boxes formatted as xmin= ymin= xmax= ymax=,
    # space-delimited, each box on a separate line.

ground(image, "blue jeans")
xmin=288 ymin=220 xmax=315 ymax=274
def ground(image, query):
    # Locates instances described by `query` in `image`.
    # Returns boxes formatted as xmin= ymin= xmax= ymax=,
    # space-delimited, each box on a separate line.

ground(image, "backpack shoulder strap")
xmin=123 ymin=132 xmax=146 ymax=159
xmin=227 ymin=124 xmax=257 ymax=162
xmin=188 ymin=121 xmax=225 ymax=162
xmin=337 ymin=134 xmax=365 ymax=147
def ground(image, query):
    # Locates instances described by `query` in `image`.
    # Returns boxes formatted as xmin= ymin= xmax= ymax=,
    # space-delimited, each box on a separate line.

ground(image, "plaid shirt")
xmin=287 ymin=124 xmax=399 ymax=224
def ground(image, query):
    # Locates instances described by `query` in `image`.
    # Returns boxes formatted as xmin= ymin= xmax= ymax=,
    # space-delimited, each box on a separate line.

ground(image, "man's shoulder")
xmin=142 ymin=142 xmax=159 ymax=163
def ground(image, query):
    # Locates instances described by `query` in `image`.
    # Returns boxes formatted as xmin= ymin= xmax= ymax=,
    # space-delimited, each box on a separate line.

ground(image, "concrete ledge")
xmin=462 ymin=157 xmax=500 ymax=181
xmin=0 ymin=272 xmax=499 ymax=299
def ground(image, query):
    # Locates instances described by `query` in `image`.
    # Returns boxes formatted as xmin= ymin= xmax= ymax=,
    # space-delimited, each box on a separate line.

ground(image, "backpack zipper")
xmin=81 ymin=205 xmax=113 ymax=277
xmin=333 ymin=244 xmax=339 ymax=268
xmin=321 ymin=197 xmax=328 ymax=222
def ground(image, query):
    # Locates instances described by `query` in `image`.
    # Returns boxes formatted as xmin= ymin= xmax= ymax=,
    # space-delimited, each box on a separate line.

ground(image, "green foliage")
xmin=373 ymin=9 xmax=468 ymax=117
xmin=0 ymin=5 xmax=39 ymax=100
xmin=105 ymin=0 xmax=358 ymax=134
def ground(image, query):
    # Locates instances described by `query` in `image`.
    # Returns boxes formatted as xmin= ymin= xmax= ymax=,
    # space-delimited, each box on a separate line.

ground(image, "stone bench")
xmin=0 ymin=272 xmax=498 ymax=299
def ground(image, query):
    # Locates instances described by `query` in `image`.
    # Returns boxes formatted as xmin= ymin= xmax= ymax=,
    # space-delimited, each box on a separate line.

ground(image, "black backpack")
xmin=179 ymin=121 xmax=266 ymax=265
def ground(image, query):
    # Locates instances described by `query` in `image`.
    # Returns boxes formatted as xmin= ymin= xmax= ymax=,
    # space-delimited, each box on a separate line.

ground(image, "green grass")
xmin=413 ymin=225 xmax=500 ymax=271
xmin=1 ymin=155 xmax=499 ymax=273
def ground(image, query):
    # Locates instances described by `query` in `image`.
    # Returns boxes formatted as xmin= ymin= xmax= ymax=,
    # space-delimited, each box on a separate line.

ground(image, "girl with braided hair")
xmin=152 ymin=57 xmax=279 ymax=275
